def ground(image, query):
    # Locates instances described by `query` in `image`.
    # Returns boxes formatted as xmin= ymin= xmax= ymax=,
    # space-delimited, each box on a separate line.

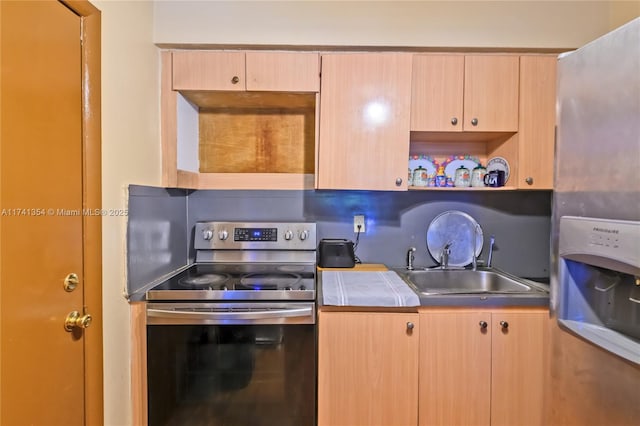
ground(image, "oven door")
xmin=146 ymin=302 xmax=316 ymax=426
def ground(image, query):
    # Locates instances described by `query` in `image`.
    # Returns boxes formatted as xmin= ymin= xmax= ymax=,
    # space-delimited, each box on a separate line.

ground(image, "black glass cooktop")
xmin=146 ymin=263 xmax=316 ymax=301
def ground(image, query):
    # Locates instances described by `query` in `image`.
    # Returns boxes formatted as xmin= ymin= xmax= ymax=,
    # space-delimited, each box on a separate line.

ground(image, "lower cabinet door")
xmin=490 ymin=311 xmax=548 ymax=426
xmin=419 ymin=309 xmax=548 ymax=426
xmin=318 ymin=311 xmax=419 ymax=426
xmin=419 ymin=311 xmax=492 ymax=426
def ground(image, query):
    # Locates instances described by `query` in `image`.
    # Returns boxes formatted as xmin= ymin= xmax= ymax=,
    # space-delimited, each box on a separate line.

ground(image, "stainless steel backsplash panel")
xmin=126 ymin=185 xmax=189 ymax=298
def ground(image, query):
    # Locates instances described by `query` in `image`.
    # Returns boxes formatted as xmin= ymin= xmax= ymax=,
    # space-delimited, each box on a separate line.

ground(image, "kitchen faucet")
xmin=440 ymin=242 xmax=453 ymax=269
xmin=406 ymin=247 xmax=416 ymax=270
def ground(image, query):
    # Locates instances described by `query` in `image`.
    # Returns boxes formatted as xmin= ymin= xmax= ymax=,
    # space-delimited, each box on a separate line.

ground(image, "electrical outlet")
xmin=354 ymin=215 xmax=366 ymax=233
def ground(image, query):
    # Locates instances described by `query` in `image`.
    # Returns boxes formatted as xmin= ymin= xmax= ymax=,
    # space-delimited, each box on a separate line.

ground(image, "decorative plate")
xmin=426 ymin=210 xmax=484 ymax=267
xmin=409 ymin=155 xmax=439 ymax=177
xmin=441 ymin=155 xmax=481 ymax=179
xmin=486 ymin=157 xmax=510 ymax=183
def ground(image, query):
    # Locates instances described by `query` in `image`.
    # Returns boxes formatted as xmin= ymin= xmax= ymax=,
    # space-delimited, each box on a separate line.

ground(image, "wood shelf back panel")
xmin=409 ymin=132 xmax=517 ymax=172
xmin=199 ymin=108 xmax=315 ymax=174
xmin=410 ymin=141 xmax=488 ymax=166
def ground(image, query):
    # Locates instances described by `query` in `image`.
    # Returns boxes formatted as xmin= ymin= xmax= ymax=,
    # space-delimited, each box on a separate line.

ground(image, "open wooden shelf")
xmin=176 ymin=170 xmax=315 ymax=190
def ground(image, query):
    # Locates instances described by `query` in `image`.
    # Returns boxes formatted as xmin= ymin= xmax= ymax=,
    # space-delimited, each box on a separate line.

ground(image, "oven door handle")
xmin=146 ymin=304 xmax=315 ymax=325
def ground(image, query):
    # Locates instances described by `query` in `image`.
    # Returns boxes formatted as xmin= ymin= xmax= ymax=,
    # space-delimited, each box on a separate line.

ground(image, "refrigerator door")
xmin=552 ymin=16 xmax=640 ymax=321
xmin=550 ymin=17 xmax=640 ymax=425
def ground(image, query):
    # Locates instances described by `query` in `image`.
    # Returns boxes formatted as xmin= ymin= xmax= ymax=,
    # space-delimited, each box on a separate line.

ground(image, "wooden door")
xmin=517 ymin=55 xmax=556 ymax=189
xmin=491 ymin=311 xmax=548 ymax=426
xmin=172 ymin=51 xmax=246 ymax=90
xmin=318 ymin=311 xmax=419 ymax=426
xmin=0 ymin=1 xmax=102 ymax=424
xmin=419 ymin=311 xmax=491 ymax=426
xmin=318 ymin=53 xmax=412 ymax=190
xmin=463 ymin=55 xmax=519 ymax=132
xmin=411 ymin=54 xmax=464 ymax=131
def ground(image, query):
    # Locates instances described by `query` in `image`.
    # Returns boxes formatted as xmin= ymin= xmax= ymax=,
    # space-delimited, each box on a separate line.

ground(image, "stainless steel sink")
xmin=396 ymin=268 xmax=546 ymax=295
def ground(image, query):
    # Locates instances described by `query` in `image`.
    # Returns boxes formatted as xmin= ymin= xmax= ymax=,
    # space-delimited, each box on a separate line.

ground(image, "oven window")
xmin=147 ymin=324 xmax=316 ymax=426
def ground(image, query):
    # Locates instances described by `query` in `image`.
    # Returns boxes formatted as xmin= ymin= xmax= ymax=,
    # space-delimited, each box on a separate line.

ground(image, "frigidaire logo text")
xmin=592 ymin=227 xmax=619 ymax=234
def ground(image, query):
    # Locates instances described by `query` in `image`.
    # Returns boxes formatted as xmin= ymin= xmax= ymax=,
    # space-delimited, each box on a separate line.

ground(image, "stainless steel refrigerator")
xmin=550 ymin=17 xmax=640 ymax=424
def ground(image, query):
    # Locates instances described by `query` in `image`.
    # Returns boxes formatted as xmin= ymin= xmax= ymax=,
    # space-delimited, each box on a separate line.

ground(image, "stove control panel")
xmin=195 ymin=222 xmax=317 ymax=251
xmin=234 ymin=227 xmax=278 ymax=242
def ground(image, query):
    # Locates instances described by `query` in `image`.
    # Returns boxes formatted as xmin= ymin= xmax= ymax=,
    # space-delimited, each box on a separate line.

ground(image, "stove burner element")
xmin=277 ymin=265 xmax=306 ymax=273
xmin=179 ymin=273 xmax=229 ymax=287
xmin=239 ymin=273 xmax=300 ymax=290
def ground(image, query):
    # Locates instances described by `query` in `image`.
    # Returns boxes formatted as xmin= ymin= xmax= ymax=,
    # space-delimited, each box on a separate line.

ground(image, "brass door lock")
xmin=63 ymin=273 xmax=79 ymax=292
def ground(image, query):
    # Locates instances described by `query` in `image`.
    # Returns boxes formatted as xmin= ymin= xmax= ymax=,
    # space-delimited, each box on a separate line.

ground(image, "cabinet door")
xmin=411 ymin=55 xmax=464 ymax=131
xmin=464 ymin=55 xmax=519 ymax=131
xmin=318 ymin=311 xmax=419 ymax=426
xmin=517 ymin=55 xmax=556 ymax=189
xmin=246 ymin=52 xmax=319 ymax=92
xmin=491 ymin=311 xmax=548 ymax=426
xmin=419 ymin=312 xmax=491 ymax=426
xmin=172 ymin=51 xmax=245 ymax=91
xmin=318 ymin=53 xmax=412 ymax=190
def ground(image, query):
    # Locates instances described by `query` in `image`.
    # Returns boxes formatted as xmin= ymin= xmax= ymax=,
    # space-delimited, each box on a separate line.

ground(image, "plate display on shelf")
xmin=441 ymin=155 xmax=481 ymax=179
xmin=409 ymin=155 xmax=439 ymax=177
xmin=486 ymin=156 xmax=510 ymax=183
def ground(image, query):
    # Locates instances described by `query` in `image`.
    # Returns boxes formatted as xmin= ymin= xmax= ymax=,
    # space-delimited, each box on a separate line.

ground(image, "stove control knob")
xmin=284 ymin=230 xmax=294 ymax=240
xmin=218 ymin=230 xmax=229 ymax=241
xmin=299 ymin=230 xmax=309 ymax=241
xmin=203 ymin=230 xmax=214 ymax=240
xmin=299 ymin=285 xmax=306 ymax=290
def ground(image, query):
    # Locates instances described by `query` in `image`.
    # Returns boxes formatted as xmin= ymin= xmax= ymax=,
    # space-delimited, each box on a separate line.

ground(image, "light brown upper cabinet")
xmin=172 ymin=50 xmax=320 ymax=92
xmin=411 ymin=54 xmax=465 ymax=132
xmin=245 ymin=52 xmax=320 ymax=92
xmin=318 ymin=53 xmax=412 ymax=190
xmin=411 ymin=54 xmax=520 ymax=132
xmin=162 ymin=50 xmax=320 ymax=190
xmin=517 ymin=55 xmax=557 ymax=189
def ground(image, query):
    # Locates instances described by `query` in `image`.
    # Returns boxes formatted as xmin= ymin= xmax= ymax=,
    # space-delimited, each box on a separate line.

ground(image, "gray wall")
xmin=187 ymin=189 xmax=552 ymax=279
xmin=128 ymin=186 xmax=551 ymax=295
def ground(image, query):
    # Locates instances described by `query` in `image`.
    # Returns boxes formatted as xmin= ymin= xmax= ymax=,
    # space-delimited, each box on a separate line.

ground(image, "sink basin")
xmin=396 ymin=268 xmax=544 ymax=295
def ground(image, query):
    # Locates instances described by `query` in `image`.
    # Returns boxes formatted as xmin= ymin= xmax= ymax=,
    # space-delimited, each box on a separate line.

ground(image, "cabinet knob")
xmin=500 ymin=321 xmax=509 ymax=329
xmin=479 ymin=321 xmax=488 ymax=329
xmin=231 ymin=75 xmax=240 ymax=84
xmin=451 ymin=117 xmax=458 ymax=125
xmin=471 ymin=118 xmax=478 ymax=126
xmin=395 ymin=177 xmax=403 ymax=186
xmin=525 ymin=177 xmax=534 ymax=185
xmin=406 ymin=322 xmax=415 ymax=331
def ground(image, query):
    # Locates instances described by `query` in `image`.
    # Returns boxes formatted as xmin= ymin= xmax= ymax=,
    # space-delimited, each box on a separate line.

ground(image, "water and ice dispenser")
xmin=557 ymin=216 xmax=640 ymax=364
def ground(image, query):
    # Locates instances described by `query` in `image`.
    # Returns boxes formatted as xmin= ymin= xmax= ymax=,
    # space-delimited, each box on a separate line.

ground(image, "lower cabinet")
xmin=318 ymin=308 xmax=548 ymax=426
xmin=419 ymin=309 xmax=549 ymax=426
xmin=317 ymin=310 xmax=420 ymax=426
